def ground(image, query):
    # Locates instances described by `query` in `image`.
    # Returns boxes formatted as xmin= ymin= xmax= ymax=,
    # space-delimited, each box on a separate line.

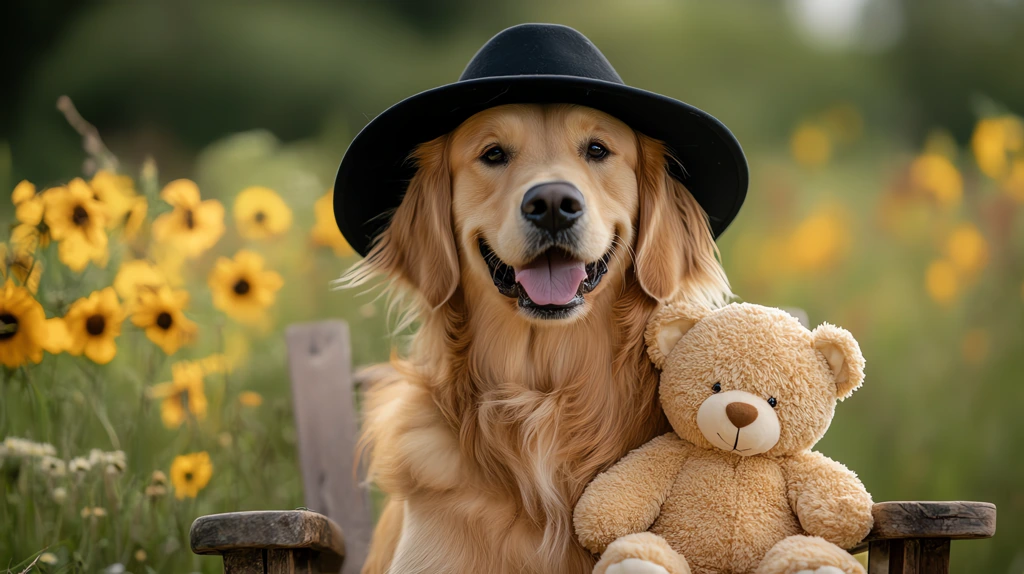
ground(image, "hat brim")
xmin=334 ymin=75 xmax=748 ymax=257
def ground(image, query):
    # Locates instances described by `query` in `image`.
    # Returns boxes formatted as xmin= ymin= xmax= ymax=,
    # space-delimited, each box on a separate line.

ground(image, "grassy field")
xmin=2 ymin=99 xmax=1023 ymax=573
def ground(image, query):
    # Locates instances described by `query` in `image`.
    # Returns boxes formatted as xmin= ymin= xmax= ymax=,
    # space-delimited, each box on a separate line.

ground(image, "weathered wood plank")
xmin=286 ymin=321 xmax=373 ymax=574
xmin=268 ymin=548 xmax=326 ymax=573
xmin=224 ymin=550 xmax=264 ymax=574
xmin=848 ymin=500 xmax=995 ymax=554
xmin=869 ymin=501 xmax=995 ymax=541
xmin=868 ymin=540 xmax=890 ymax=574
xmin=190 ymin=510 xmax=344 ymax=560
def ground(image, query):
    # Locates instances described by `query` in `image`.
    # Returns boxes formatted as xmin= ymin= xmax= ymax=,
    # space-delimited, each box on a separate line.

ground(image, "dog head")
xmin=348 ymin=104 xmax=729 ymax=323
xmin=647 ymin=302 xmax=866 ymax=457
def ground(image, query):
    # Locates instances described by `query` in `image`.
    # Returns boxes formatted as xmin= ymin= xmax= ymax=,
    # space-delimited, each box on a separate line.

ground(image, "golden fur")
xmin=574 ymin=303 xmax=873 ymax=574
xmin=342 ymin=104 xmax=730 ymax=573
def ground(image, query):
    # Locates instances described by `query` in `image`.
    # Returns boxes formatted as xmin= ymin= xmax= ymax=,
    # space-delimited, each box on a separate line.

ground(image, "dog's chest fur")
xmin=370 ymin=285 xmax=666 ymax=573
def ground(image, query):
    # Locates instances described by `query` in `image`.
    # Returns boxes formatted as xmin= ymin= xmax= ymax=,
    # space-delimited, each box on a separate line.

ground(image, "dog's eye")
xmin=767 ymin=397 xmax=778 ymax=408
xmin=481 ymin=145 xmax=508 ymax=165
xmin=586 ymin=142 xmax=609 ymax=161
xmin=711 ymin=382 xmax=721 ymax=393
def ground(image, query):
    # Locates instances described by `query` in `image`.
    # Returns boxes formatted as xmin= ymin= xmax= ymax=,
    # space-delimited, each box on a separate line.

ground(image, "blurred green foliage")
xmin=2 ymin=0 xmax=1023 ymax=572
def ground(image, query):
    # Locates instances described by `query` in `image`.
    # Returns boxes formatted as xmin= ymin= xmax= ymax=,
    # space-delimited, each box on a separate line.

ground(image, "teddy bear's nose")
xmin=726 ymin=402 xmax=758 ymax=428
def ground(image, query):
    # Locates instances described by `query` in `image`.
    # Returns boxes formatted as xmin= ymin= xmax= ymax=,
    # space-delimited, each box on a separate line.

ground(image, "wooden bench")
xmin=190 ymin=321 xmax=996 ymax=574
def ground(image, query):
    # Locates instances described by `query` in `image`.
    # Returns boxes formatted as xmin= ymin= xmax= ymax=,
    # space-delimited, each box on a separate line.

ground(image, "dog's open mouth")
xmin=479 ymin=239 xmax=610 ymax=319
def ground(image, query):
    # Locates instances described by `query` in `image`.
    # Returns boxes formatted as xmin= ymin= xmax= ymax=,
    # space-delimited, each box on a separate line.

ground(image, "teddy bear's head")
xmin=646 ymin=302 xmax=865 ymax=457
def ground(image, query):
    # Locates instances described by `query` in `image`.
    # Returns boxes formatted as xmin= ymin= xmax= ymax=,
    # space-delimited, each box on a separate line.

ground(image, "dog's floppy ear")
xmin=644 ymin=301 xmax=712 ymax=369
xmin=362 ymin=135 xmax=460 ymax=309
xmin=811 ymin=323 xmax=866 ymax=400
xmin=634 ymin=135 xmax=730 ymax=306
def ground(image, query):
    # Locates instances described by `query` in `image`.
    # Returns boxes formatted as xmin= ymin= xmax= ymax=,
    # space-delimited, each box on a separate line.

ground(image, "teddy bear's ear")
xmin=811 ymin=323 xmax=866 ymax=400
xmin=645 ymin=301 xmax=712 ymax=369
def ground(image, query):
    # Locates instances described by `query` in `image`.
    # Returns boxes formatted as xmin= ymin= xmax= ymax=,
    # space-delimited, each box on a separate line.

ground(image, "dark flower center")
xmin=184 ymin=471 xmax=194 ymax=482
xmin=254 ymin=211 xmax=266 ymax=223
xmin=0 ymin=313 xmax=19 ymax=341
xmin=86 ymin=315 xmax=106 ymax=336
xmin=72 ymin=205 xmax=90 ymax=226
xmin=183 ymin=209 xmax=195 ymax=229
xmin=156 ymin=312 xmax=173 ymax=330
xmin=233 ymin=279 xmax=251 ymax=295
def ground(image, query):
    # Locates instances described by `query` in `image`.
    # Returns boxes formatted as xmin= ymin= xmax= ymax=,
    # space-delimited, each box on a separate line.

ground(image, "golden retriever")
xmin=343 ymin=103 xmax=730 ymax=573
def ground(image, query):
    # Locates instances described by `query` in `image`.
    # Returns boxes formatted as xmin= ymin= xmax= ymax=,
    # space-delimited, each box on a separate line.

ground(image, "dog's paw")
xmin=606 ymin=558 xmax=671 ymax=574
xmin=793 ymin=568 xmax=846 ymax=574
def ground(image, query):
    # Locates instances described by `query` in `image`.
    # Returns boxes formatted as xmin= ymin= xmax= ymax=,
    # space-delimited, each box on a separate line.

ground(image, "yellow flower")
xmin=43 ymin=318 xmax=70 ymax=355
xmin=310 ymin=190 xmax=354 ymax=256
xmin=11 ymin=180 xmax=45 ymax=226
xmin=208 ymin=250 xmax=283 ymax=325
xmin=152 ymin=179 xmax=225 ymax=258
xmin=152 ymin=244 xmax=187 ymax=286
xmin=945 ymin=224 xmax=988 ymax=275
xmin=90 ymin=170 xmax=137 ymax=229
xmin=123 ymin=196 xmax=149 ymax=240
xmin=149 ymin=361 xmax=208 ymax=428
xmin=44 ymin=178 xmax=109 ymax=271
xmin=39 ymin=552 xmax=58 ymax=566
xmin=239 ymin=391 xmax=263 ymax=407
xmin=909 ymin=153 xmax=962 ymax=208
xmin=234 ymin=186 xmax=293 ymax=239
xmin=170 ymin=451 xmax=213 ymax=499
xmin=0 ymin=281 xmax=46 ymax=368
xmin=0 ymin=242 xmax=42 ymax=294
xmin=787 ymin=206 xmax=851 ymax=272
xmin=971 ymin=115 xmax=1023 ymax=179
xmin=114 ymin=260 xmax=168 ymax=302
xmin=11 ymin=182 xmax=55 ymax=249
xmin=64 ymin=287 xmax=124 ymax=364
xmin=925 ymin=259 xmax=958 ymax=305
xmin=131 ymin=286 xmax=197 ymax=355
xmin=791 ymin=123 xmax=832 ymax=167
xmin=10 ymin=223 xmax=49 ymax=254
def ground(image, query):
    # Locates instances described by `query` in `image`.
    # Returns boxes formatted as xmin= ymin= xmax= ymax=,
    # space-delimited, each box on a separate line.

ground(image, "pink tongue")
xmin=514 ymin=251 xmax=587 ymax=306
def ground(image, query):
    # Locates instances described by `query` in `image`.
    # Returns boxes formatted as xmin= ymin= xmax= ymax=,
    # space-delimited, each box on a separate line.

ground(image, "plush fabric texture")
xmin=333 ymin=23 xmax=748 ymax=256
xmin=596 ymin=532 xmax=691 ymax=574
xmin=575 ymin=302 xmax=873 ymax=574
xmin=755 ymin=536 xmax=865 ymax=574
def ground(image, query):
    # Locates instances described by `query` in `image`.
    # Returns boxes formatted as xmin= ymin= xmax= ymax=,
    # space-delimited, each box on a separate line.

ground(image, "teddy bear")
xmin=573 ymin=302 xmax=874 ymax=574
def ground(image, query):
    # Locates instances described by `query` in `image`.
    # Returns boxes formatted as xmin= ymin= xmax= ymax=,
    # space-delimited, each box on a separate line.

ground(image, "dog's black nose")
xmin=521 ymin=182 xmax=586 ymax=233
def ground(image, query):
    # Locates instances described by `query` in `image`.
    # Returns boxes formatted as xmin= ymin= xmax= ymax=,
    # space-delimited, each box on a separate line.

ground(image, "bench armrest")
xmin=848 ymin=501 xmax=996 ymax=554
xmin=191 ymin=510 xmax=345 ymax=573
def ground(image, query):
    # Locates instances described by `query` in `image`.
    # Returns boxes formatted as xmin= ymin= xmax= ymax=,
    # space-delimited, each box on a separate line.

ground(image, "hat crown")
xmin=459 ymin=24 xmax=623 ymax=84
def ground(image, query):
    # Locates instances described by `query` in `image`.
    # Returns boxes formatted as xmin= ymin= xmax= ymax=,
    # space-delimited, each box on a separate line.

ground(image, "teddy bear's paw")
xmin=605 ymin=558 xmax=671 ymax=574
xmin=793 ymin=567 xmax=846 ymax=574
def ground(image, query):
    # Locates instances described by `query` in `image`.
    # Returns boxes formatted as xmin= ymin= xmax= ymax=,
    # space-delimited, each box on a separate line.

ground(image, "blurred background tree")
xmin=1 ymin=0 xmax=1022 ymax=572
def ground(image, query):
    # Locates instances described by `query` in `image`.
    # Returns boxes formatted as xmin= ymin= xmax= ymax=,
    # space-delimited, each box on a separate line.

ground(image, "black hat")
xmin=334 ymin=23 xmax=748 ymax=257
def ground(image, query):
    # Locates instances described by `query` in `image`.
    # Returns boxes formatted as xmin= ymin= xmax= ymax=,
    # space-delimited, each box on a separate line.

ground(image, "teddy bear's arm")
xmin=573 ymin=432 xmax=689 ymax=554
xmin=783 ymin=450 xmax=874 ymax=550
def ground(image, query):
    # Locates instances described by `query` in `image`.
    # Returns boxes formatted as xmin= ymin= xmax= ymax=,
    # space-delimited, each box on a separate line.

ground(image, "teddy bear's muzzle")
xmin=696 ymin=390 xmax=780 ymax=456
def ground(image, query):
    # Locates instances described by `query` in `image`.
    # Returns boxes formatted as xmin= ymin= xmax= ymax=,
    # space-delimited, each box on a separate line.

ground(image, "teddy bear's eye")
xmin=711 ymin=382 xmax=721 ymax=393
xmin=767 ymin=396 xmax=778 ymax=408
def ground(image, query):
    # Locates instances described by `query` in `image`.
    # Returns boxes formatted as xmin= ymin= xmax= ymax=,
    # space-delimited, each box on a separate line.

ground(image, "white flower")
xmin=69 ymin=457 xmax=92 ymax=475
xmin=1 ymin=437 xmax=56 ymax=458
xmin=88 ymin=448 xmax=106 ymax=467
xmin=52 ymin=487 xmax=68 ymax=504
xmin=40 ymin=456 xmax=67 ymax=477
xmin=39 ymin=552 xmax=59 ymax=565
